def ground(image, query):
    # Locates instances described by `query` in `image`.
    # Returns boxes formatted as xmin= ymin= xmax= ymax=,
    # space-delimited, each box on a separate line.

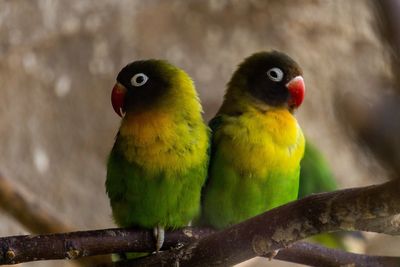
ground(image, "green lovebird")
xmin=201 ymin=51 xmax=306 ymax=229
xmin=106 ymin=60 xmax=209 ymax=252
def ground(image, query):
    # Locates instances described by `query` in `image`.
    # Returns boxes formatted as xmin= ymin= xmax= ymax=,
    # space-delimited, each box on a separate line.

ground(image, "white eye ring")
xmin=267 ymin=67 xmax=284 ymax=82
xmin=131 ymin=73 xmax=149 ymax=87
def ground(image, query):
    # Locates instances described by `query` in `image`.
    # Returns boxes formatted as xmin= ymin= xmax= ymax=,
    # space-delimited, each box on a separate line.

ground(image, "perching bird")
xmin=106 ymin=60 xmax=209 ymax=253
xmin=201 ymin=51 xmax=306 ymax=229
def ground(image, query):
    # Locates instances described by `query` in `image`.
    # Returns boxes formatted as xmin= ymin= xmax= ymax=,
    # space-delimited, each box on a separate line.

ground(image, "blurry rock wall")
xmin=0 ymin=1 xmax=395 ymax=266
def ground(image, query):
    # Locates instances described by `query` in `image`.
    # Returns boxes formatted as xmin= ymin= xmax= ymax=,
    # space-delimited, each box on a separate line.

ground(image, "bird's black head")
xmin=111 ymin=60 xmax=181 ymax=116
xmin=230 ymin=51 xmax=305 ymax=110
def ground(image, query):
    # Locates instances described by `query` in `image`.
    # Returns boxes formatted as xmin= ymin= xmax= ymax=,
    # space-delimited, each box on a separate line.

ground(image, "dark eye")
xmin=131 ymin=73 xmax=149 ymax=87
xmin=267 ymin=68 xmax=284 ymax=82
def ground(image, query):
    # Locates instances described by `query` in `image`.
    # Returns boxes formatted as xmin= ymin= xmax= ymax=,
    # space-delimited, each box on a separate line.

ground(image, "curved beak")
xmin=111 ymin=83 xmax=127 ymax=117
xmin=286 ymin=76 xmax=305 ymax=108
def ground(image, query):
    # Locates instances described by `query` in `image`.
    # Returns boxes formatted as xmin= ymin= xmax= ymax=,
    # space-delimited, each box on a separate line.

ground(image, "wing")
xmin=298 ymin=140 xmax=337 ymax=198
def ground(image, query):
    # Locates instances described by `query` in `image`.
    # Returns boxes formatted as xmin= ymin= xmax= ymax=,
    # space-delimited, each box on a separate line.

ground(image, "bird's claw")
xmin=153 ymin=224 xmax=165 ymax=252
xmin=265 ymin=249 xmax=279 ymax=260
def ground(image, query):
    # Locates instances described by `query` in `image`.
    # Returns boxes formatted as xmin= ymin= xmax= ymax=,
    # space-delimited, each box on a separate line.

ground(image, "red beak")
xmin=286 ymin=76 xmax=305 ymax=108
xmin=111 ymin=83 xmax=127 ymax=117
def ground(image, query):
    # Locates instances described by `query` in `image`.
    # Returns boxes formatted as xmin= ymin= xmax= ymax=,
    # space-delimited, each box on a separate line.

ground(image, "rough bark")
xmin=1 ymin=180 xmax=399 ymax=266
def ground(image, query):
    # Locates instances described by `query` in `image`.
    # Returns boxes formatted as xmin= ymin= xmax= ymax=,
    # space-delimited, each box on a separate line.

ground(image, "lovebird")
xmin=106 ymin=60 xmax=209 ymax=253
xmin=202 ymin=51 xmax=306 ymax=229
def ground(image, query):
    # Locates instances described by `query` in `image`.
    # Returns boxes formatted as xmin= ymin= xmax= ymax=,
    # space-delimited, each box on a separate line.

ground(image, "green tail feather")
xmin=111 ymin=252 xmax=150 ymax=262
xmin=299 ymin=140 xmax=366 ymax=250
xmin=299 ymin=141 xmax=337 ymax=198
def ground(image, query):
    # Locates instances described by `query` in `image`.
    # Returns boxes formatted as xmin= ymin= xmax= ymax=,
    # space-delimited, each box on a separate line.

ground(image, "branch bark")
xmin=0 ymin=180 xmax=399 ymax=266
xmin=0 ymin=174 xmax=111 ymax=267
xmin=121 ymin=179 xmax=400 ymax=266
xmin=274 ymin=241 xmax=400 ymax=267
xmin=0 ymin=227 xmax=214 ymax=265
xmin=355 ymin=214 xmax=400 ymax=235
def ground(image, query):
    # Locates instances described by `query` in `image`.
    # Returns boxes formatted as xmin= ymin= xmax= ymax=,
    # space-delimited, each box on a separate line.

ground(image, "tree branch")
xmin=0 ymin=180 xmax=399 ymax=266
xmin=0 ymin=174 xmax=72 ymax=234
xmin=113 ymin=242 xmax=400 ymax=267
xmin=273 ymin=241 xmax=400 ymax=267
xmin=0 ymin=227 xmax=214 ymax=265
xmin=0 ymin=174 xmax=111 ymax=267
xmin=355 ymin=214 xmax=400 ymax=235
xmin=120 ymin=179 xmax=400 ymax=266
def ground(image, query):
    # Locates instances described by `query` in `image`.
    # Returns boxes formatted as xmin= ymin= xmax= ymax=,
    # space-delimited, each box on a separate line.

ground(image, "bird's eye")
xmin=131 ymin=73 xmax=149 ymax=87
xmin=267 ymin=68 xmax=284 ymax=82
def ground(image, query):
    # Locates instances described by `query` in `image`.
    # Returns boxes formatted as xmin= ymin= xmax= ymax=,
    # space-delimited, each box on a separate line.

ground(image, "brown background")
xmin=0 ymin=1 xmax=397 ymax=266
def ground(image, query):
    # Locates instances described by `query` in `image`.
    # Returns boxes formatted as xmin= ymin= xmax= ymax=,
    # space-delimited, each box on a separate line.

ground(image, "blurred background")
xmin=0 ymin=0 xmax=399 ymax=266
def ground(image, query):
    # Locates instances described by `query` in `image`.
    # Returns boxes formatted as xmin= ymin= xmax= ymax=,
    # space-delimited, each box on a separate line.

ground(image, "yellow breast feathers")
xmin=215 ymin=108 xmax=305 ymax=177
xmin=118 ymin=110 xmax=208 ymax=173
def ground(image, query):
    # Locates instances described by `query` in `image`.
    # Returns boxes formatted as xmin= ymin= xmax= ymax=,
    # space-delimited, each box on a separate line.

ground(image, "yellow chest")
xmin=118 ymin=111 xmax=208 ymax=173
xmin=120 ymin=111 xmax=174 ymax=145
xmin=215 ymin=109 xmax=305 ymax=177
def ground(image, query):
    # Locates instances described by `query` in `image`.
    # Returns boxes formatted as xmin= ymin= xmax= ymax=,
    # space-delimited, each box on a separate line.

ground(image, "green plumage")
xmin=202 ymin=115 xmax=303 ymax=229
xmin=106 ymin=60 xmax=209 ymax=245
xmin=201 ymin=51 xmax=305 ymax=229
xmin=299 ymin=141 xmax=337 ymax=199
xmin=107 ymin=141 xmax=208 ymax=229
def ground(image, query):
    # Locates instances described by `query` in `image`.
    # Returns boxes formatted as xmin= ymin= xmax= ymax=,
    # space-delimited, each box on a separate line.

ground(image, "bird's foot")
xmin=153 ymin=224 xmax=165 ymax=252
xmin=264 ymin=249 xmax=279 ymax=260
xmin=174 ymin=242 xmax=185 ymax=250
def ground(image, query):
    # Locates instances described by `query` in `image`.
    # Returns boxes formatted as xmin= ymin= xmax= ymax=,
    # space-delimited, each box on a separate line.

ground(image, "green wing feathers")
xmin=299 ymin=141 xmax=337 ymax=198
xmin=202 ymin=111 xmax=304 ymax=229
xmin=203 ymin=154 xmax=299 ymax=229
xmin=107 ymin=140 xmax=208 ymax=229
